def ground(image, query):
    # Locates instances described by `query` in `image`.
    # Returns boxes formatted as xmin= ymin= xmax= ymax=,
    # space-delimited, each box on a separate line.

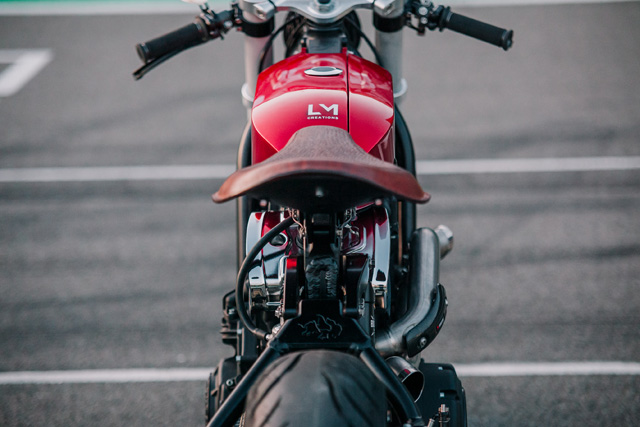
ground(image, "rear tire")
xmin=244 ymin=350 xmax=387 ymax=427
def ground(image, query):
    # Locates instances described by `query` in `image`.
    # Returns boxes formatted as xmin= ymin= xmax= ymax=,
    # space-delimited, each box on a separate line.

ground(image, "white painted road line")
xmin=415 ymin=156 xmax=640 ymax=175
xmin=0 ymin=157 xmax=638 ymax=183
xmin=0 ymin=0 xmax=638 ymax=16
xmin=1 ymin=362 xmax=639 ymax=384
xmin=0 ymin=49 xmax=53 ymax=97
xmin=0 ymin=368 xmax=212 ymax=385
xmin=455 ymin=361 xmax=640 ymax=377
xmin=0 ymin=1 xmax=198 ymax=16
xmin=0 ymin=164 xmax=237 ymax=183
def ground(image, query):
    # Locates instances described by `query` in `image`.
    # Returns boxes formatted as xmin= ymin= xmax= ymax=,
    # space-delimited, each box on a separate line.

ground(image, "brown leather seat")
xmin=213 ymin=126 xmax=430 ymax=212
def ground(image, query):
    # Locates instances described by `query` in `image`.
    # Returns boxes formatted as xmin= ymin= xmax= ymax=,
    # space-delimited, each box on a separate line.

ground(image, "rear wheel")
xmin=244 ymin=350 xmax=387 ymax=427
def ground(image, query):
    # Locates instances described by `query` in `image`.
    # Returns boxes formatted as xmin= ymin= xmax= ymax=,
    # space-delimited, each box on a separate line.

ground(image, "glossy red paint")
xmin=251 ymin=49 xmax=395 ymax=164
xmin=261 ymin=211 xmax=282 ymax=235
xmin=347 ymin=55 xmax=394 ymax=161
xmin=257 ymin=207 xmax=388 ymax=263
xmin=252 ymin=52 xmax=348 ymax=164
xmin=341 ymin=205 xmax=389 ymax=260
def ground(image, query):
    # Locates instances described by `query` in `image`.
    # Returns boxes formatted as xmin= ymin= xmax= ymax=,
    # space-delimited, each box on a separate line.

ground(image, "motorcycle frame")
xmin=219 ymin=13 xmax=422 ymax=427
xmin=218 ymin=1 xmax=424 ymax=425
xmin=131 ymin=2 xmax=513 ymax=424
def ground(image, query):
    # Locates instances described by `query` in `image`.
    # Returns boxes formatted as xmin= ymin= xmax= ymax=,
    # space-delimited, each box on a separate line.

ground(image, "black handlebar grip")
xmin=441 ymin=10 xmax=513 ymax=51
xmin=136 ymin=19 xmax=210 ymax=63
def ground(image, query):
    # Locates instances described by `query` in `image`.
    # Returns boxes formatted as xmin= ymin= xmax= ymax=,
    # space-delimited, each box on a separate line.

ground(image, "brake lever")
xmin=133 ymin=51 xmax=181 ymax=80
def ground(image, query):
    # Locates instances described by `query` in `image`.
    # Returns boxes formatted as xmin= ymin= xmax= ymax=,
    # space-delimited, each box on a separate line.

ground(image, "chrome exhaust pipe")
xmin=375 ymin=227 xmax=448 ymax=357
xmin=386 ymin=356 xmax=425 ymax=401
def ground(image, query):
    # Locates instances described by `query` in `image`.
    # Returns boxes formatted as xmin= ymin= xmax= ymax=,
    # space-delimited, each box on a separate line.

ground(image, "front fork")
xmin=374 ymin=0 xmax=408 ymax=103
xmin=237 ymin=0 xmax=408 ymax=113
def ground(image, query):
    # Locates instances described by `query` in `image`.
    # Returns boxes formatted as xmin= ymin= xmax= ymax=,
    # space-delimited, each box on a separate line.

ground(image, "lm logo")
xmin=307 ymin=103 xmax=339 ymax=119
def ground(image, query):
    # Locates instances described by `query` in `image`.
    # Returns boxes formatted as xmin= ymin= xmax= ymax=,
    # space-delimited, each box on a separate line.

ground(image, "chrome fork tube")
xmin=374 ymin=0 xmax=407 ymax=104
xmin=240 ymin=9 xmax=274 ymax=117
xmin=375 ymin=30 xmax=407 ymax=102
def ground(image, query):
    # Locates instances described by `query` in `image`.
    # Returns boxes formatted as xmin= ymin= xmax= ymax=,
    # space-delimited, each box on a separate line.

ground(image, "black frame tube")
xmin=236 ymin=122 xmax=252 ymax=270
xmin=209 ymin=299 xmax=425 ymax=426
xmin=206 ymin=346 xmax=281 ymax=427
xmin=395 ymin=107 xmax=417 ymax=256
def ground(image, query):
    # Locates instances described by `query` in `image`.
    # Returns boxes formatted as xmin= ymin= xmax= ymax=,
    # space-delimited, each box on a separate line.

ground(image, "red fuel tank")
xmin=251 ymin=49 xmax=395 ymax=164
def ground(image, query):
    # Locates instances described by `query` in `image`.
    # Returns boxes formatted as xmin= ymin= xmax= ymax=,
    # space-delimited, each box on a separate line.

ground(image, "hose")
xmin=236 ymin=216 xmax=295 ymax=340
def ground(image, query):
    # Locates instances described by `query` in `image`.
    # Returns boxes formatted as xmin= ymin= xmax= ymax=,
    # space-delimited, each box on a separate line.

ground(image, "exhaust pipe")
xmin=375 ymin=227 xmax=448 ymax=357
xmin=386 ymin=356 xmax=425 ymax=401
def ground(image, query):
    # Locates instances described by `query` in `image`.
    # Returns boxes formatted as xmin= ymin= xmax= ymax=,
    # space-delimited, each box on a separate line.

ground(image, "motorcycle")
xmin=133 ymin=0 xmax=513 ymax=425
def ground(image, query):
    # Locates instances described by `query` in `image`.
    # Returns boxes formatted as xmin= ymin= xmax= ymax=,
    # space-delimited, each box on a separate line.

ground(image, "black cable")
xmin=284 ymin=15 xmax=307 ymax=57
xmin=236 ymin=216 xmax=295 ymax=340
xmin=258 ymin=16 xmax=301 ymax=73
xmin=344 ymin=14 xmax=383 ymax=66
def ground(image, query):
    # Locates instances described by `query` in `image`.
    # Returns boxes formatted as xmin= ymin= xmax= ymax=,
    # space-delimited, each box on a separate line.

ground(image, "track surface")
xmin=1 ymin=2 xmax=639 ymax=426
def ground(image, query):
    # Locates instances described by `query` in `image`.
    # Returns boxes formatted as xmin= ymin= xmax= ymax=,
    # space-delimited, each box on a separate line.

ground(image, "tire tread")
xmin=244 ymin=350 xmax=386 ymax=427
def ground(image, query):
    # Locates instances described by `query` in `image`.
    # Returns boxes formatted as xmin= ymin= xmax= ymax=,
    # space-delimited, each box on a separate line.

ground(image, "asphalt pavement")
xmin=1 ymin=1 xmax=639 ymax=426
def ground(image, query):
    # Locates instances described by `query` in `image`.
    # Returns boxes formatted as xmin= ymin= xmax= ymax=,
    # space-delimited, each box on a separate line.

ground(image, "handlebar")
xmin=133 ymin=9 xmax=234 ymax=80
xmin=438 ymin=7 xmax=513 ymax=51
xmin=409 ymin=2 xmax=513 ymax=51
xmin=136 ymin=18 xmax=211 ymax=64
xmin=133 ymin=2 xmax=514 ymax=79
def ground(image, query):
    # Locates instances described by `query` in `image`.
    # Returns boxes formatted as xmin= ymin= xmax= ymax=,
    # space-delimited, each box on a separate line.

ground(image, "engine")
xmin=244 ymin=205 xmax=391 ymax=335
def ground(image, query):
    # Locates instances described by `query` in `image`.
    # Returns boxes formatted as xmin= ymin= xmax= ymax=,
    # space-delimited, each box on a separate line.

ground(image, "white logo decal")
xmin=307 ymin=103 xmax=339 ymax=120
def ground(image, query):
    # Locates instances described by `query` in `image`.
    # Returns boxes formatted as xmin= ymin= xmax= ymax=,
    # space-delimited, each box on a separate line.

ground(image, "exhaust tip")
xmin=386 ymin=356 xmax=425 ymax=402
